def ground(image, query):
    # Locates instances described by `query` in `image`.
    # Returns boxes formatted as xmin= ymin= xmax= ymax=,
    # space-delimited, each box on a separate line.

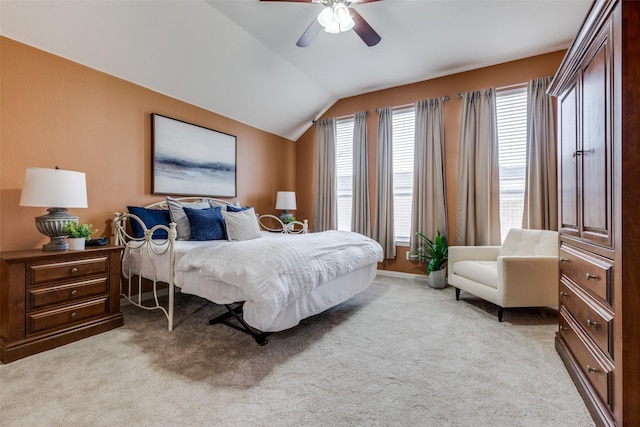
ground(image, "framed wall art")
xmin=152 ymin=113 xmax=237 ymax=197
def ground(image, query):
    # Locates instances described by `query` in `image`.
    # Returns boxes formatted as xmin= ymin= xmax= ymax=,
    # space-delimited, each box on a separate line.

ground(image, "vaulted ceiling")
xmin=0 ymin=0 xmax=592 ymax=141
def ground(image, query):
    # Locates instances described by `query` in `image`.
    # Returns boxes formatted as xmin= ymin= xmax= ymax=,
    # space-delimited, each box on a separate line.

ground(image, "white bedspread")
xmin=176 ymin=230 xmax=383 ymax=326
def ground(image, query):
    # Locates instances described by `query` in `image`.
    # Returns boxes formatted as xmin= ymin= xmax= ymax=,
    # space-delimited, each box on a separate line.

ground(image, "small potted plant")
xmin=282 ymin=216 xmax=296 ymax=231
xmin=63 ymin=222 xmax=97 ymax=250
xmin=409 ymin=230 xmax=448 ymax=289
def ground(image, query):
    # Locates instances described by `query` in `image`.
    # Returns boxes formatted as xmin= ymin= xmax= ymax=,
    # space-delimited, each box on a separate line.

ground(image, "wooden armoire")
xmin=548 ymin=0 xmax=640 ymax=425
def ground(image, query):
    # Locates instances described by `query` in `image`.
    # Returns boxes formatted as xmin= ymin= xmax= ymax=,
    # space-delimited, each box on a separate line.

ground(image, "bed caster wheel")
xmin=256 ymin=336 xmax=268 ymax=346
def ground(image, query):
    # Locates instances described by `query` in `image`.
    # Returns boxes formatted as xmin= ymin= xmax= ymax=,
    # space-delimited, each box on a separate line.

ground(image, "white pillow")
xmin=166 ymin=196 xmax=210 ymax=240
xmin=221 ymin=207 xmax=262 ymax=241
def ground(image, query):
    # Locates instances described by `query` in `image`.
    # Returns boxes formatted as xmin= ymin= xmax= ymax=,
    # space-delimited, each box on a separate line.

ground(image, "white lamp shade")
xmin=275 ymin=191 xmax=297 ymax=210
xmin=20 ymin=167 xmax=88 ymax=208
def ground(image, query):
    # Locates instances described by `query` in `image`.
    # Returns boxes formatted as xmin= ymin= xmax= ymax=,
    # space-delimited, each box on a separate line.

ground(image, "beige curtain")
xmin=522 ymin=77 xmax=558 ymax=230
xmin=352 ymin=111 xmax=371 ymax=236
xmin=410 ymin=98 xmax=448 ymax=251
xmin=373 ymin=106 xmax=396 ymax=258
xmin=313 ymin=118 xmax=337 ymax=232
xmin=456 ymin=89 xmax=501 ymax=246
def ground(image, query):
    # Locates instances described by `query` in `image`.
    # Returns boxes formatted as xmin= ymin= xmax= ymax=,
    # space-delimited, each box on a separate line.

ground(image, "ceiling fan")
xmin=260 ymin=0 xmax=382 ymax=47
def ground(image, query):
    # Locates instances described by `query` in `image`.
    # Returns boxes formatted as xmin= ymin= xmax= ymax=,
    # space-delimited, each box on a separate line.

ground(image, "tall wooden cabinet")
xmin=548 ymin=0 xmax=640 ymax=425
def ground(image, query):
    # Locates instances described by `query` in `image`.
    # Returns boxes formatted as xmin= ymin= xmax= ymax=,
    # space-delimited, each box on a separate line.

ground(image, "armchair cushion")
xmin=451 ymin=261 xmax=497 ymax=289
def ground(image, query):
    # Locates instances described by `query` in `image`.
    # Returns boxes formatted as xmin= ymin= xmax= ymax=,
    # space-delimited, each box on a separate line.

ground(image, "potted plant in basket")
xmin=63 ymin=222 xmax=97 ymax=250
xmin=409 ymin=230 xmax=448 ymax=289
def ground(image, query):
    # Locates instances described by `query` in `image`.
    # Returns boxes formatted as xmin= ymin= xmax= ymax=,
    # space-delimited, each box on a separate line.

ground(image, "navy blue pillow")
xmin=227 ymin=205 xmax=252 ymax=212
xmin=183 ymin=206 xmax=226 ymax=240
xmin=127 ymin=207 xmax=171 ymax=239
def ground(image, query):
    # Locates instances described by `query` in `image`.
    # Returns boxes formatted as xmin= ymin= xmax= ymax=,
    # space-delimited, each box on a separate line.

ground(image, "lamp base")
xmin=35 ymin=208 xmax=78 ymax=251
xmin=279 ymin=210 xmax=293 ymax=223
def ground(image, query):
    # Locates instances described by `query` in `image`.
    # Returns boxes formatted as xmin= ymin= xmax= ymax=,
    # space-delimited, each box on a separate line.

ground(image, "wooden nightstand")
xmin=0 ymin=245 xmax=123 ymax=363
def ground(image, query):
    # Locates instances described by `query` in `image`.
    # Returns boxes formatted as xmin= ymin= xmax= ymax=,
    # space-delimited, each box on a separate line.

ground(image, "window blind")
xmin=336 ymin=117 xmax=354 ymax=232
xmin=496 ymin=87 xmax=527 ymax=241
xmin=392 ymin=107 xmax=415 ymax=244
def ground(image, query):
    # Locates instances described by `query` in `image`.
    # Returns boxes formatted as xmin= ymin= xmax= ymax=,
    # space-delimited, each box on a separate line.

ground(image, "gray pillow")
xmin=166 ymin=196 xmax=211 ymax=240
xmin=221 ymin=207 xmax=262 ymax=241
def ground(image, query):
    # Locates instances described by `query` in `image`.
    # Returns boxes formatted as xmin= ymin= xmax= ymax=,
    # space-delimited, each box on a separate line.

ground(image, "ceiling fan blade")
xmin=350 ymin=9 xmax=381 ymax=47
xmin=296 ymin=18 xmax=323 ymax=47
xmin=259 ymin=0 xmax=314 ymax=2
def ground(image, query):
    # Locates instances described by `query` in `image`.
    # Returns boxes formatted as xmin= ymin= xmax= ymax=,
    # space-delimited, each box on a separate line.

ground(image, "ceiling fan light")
xmin=317 ymin=6 xmax=333 ymax=28
xmin=325 ymin=20 xmax=341 ymax=34
xmin=340 ymin=15 xmax=355 ymax=32
xmin=333 ymin=3 xmax=350 ymax=24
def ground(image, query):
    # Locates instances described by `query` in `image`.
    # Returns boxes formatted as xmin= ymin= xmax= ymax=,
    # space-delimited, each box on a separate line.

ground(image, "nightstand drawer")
xmin=559 ymin=307 xmax=613 ymax=409
xmin=559 ymin=244 xmax=613 ymax=305
xmin=28 ymin=256 xmax=109 ymax=285
xmin=27 ymin=277 xmax=109 ymax=311
xmin=27 ymin=297 xmax=109 ymax=335
xmin=560 ymin=278 xmax=613 ymax=358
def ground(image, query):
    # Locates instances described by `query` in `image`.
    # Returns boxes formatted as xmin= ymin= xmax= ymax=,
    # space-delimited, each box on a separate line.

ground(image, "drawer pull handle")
xmin=70 ymin=267 xmax=78 ymax=273
xmin=586 ymin=273 xmax=599 ymax=280
xmin=587 ymin=365 xmax=599 ymax=373
xmin=587 ymin=319 xmax=598 ymax=327
xmin=70 ymin=289 xmax=78 ymax=296
xmin=560 ymin=291 xmax=569 ymax=297
xmin=70 ymin=312 xmax=78 ymax=319
xmin=560 ymin=258 xmax=570 ymax=263
xmin=559 ymin=325 xmax=567 ymax=331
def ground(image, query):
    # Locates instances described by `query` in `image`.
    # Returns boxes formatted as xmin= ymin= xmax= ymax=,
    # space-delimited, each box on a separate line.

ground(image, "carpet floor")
xmin=0 ymin=274 xmax=594 ymax=426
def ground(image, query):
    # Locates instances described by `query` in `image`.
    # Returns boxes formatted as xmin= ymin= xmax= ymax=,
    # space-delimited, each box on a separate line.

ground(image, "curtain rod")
xmin=457 ymin=82 xmax=528 ymax=98
xmin=375 ymin=96 xmax=449 ymax=113
xmin=312 ymin=110 xmax=368 ymax=124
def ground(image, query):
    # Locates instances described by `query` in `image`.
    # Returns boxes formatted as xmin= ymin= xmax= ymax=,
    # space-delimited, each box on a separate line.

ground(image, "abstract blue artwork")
xmin=152 ymin=114 xmax=237 ymax=197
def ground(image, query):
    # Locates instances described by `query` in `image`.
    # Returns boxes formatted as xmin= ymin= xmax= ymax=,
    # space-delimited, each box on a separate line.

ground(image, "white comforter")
xmin=176 ymin=230 xmax=383 ymax=326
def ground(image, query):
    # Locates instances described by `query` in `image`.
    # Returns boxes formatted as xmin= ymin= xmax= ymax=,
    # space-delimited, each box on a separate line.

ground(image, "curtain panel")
xmin=456 ymin=88 xmax=501 ymax=246
xmin=313 ymin=117 xmax=337 ymax=232
xmin=410 ymin=98 xmax=448 ymax=251
xmin=351 ymin=111 xmax=371 ymax=236
xmin=522 ymin=76 xmax=558 ymax=230
xmin=373 ymin=106 xmax=396 ymax=258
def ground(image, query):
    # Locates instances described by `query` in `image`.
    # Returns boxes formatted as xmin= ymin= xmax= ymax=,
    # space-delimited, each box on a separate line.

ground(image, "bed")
xmin=113 ymin=197 xmax=383 ymax=344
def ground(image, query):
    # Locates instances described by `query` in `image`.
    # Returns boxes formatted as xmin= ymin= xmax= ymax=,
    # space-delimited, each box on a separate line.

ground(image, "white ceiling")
xmin=0 ymin=0 xmax=592 ymax=141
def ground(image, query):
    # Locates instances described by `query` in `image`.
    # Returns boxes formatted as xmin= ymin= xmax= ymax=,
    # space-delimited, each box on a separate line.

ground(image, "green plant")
xmin=63 ymin=222 xmax=97 ymax=240
xmin=282 ymin=216 xmax=296 ymax=225
xmin=409 ymin=230 xmax=448 ymax=274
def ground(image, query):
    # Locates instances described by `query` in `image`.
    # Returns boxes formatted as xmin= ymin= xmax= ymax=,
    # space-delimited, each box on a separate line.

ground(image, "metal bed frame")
xmin=113 ymin=197 xmax=308 ymax=338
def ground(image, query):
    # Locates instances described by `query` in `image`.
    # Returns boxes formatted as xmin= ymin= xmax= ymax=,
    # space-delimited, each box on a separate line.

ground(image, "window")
xmin=496 ymin=87 xmax=527 ymax=242
xmin=392 ymin=108 xmax=415 ymax=245
xmin=336 ymin=117 xmax=354 ymax=232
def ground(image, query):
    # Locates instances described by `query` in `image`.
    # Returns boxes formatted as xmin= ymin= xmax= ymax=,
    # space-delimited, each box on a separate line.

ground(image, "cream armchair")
xmin=448 ymin=228 xmax=559 ymax=321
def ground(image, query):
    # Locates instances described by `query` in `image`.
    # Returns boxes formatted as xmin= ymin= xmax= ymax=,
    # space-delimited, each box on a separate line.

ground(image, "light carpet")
xmin=0 ymin=274 xmax=594 ymax=426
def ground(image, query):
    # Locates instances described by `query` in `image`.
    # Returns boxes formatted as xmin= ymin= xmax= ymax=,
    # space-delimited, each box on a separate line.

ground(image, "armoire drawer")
xmin=559 ymin=244 xmax=613 ymax=305
xmin=560 ymin=278 xmax=613 ymax=358
xmin=559 ymin=307 xmax=613 ymax=410
xmin=27 ymin=256 xmax=109 ymax=286
xmin=27 ymin=277 xmax=109 ymax=311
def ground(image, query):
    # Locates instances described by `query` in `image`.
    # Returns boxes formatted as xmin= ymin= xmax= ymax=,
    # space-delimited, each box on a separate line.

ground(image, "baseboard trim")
xmin=375 ymin=269 xmax=427 ymax=280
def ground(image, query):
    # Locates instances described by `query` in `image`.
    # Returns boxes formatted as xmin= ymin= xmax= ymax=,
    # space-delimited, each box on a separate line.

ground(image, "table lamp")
xmin=19 ymin=167 xmax=88 ymax=251
xmin=275 ymin=191 xmax=296 ymax=223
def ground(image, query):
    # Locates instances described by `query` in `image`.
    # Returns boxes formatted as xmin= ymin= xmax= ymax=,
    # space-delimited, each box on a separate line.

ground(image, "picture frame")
xmin=152 ymin=113 xmax=237 ymax=197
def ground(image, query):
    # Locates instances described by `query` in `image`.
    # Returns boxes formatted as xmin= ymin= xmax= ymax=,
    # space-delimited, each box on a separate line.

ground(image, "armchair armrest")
xmin=448 ymin=246 xmax=501 ymax=266
xmin=497 ymin=256 xmax=559 ymax=307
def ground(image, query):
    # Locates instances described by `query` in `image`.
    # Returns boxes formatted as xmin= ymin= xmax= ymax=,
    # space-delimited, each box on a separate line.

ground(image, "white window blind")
xmin=336 ymin=118 xmax=354 ymax=232
xmin=496 ymin=87 xmax=527 ymax=242
xmin=392 ymin=107 xmax=415 ymax=244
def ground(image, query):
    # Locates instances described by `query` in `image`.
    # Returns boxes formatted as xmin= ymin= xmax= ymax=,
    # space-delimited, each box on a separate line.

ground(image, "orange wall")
xmin=0 ymin=37 xmax=296 ymax=252
xmin=295 ymin=51 xmax=565 ymax=274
